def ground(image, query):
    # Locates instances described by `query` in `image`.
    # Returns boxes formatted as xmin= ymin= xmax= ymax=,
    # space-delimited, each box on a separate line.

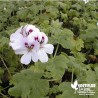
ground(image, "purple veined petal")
xmin=25 ymin=24 xmax=35 ymax=33
xmin=28 ymin=31 xmax=38 ymax=40
xmin=38 ymin=49 xmax=48 ymax=63
xmin=43 ymin=44 xmax=54 ymax=54
xmin=31 ymin=50 xmax=38 ymax=62
xmin=23 ymin=24 xmax=40 ymax=36
xmin=26 ymin=36 xmax=40 ymax=51
xmin=22 ymin=24 xmax=29 ymax=37
xmin=40 ymin=32 xmax=48 ymax=44
xmin=20 ymin=52 xmax=32 ymax=65
xmin=25 ymin=24 xmax=40 ymax=33
xmin=28 ymin=31 xmax=41 ymax=42
xmin=37 ymin=31 xmax=42 ymax=42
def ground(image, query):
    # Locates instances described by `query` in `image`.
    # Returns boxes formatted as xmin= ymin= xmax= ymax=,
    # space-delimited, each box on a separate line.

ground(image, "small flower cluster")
xmin=9 ymin=24 xmax=54 ymax=65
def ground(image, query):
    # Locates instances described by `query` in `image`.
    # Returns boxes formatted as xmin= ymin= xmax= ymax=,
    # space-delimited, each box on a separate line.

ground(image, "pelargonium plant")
xmin=9 ymin=24 xmax=54 ymax=65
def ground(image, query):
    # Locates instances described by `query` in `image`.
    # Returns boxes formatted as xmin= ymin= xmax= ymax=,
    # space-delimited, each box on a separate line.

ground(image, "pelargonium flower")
xmin=10 ymin=24 xmax=39 ymax=43
xmin=29 ymin=32 xmax=54 ymax=62
xmin=10 ymin=36 xmax=40 ymax=65
xmin=10 ymin=26 xmax=23 ymax=43
xmin=21 ymin=24 xmax=40 ymax=37
xmin=10 ymin=24 xmax=54 ymax=65
xmin=38 ymin=32 xmax=54 ymax=62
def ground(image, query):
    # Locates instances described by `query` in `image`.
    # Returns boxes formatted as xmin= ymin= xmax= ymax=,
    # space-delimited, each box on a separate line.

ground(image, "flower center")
xmin=40 ymin=44 xmax=44 ymax=48
xmin=25 ymin=42 xmax=34 ymax=51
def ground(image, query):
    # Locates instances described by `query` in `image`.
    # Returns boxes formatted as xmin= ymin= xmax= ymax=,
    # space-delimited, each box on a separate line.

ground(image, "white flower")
xmin=22 ymin=31 xmax=54 ymax=63
xmin=10 ymin=24 xmax=39 ymax=43
xmin=10 ymin=26 xmax=23 ymax=43
xmin=10 ymin=24 xmax=54 ymax=64
xmin=11 ymin=36 xmax=40 ymax=65
xmin=21 ymin=24 xmax=40 ymax=37
xmin=38 ymin=32 xmax=54 ymax=62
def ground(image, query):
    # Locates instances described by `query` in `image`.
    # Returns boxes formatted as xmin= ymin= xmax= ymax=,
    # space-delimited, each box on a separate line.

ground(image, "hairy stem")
xmin=54 ymin=44 xmax=59 ymax=58
xmin=71 ymin=71 xmax=73 ymax=83
xmin=0 ymin=56 xmax=12 ymax=79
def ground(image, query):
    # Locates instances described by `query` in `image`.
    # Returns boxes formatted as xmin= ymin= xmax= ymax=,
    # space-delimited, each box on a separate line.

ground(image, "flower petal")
xmin=31 ymin=50 xmax=38 ymax=62
xmin=20 ymin=52 xmax=31 ymax=65
xmin=28 ymin=31 xmax=41 ymax=42
xmin=10 ymin=37 xmax=27 ymax=50
xmin=23 ymin=24 xmax=40 ymax=36
xmin=44 ymin=44 xmax=54 ymax=54
xmin=41 ymin=32 xmax=48 ymax=44
xmin=10 ymin=27 xmax=22 ymax=42
xmin=10 ymin=40 xmax=24 ymax=50
xmin=10 ymin=33 xmax=22 ymax=42
xmin=38 ymin=50 xmax=48 ymax=62
xmin=25 ymin=24 xmax=35 ymax=33
xmin=15 ymin=49 xmax=27 ymax=54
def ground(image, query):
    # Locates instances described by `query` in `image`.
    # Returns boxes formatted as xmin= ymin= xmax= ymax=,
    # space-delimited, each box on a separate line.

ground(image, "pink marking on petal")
xmin=25 ymin=42 xmax=28 ymax=47
xmin=28 ymin=29 xmax=33 ymax=35
xmin=30 ymin=44 xmax=34 ymax=48
xmin=34 ymin=37 xmax=38 ymax=41
xmin=42 ymin=36 xmax=44 ymax=40
xmin=29 ymin=29 xmax=33 ymax=32
xmin=25 ymin=42 xmax=28 ymax=45
xmin=36 ymin=37 xmax=38 ymax=40
xmin=40 ymin=36 xmax=45 ymax=44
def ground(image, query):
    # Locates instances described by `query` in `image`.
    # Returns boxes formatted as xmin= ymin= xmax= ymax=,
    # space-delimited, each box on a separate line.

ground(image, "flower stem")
xmin=0 ymin=56 xmax=12 ymax=79
xmin=71 ymin=71 xmax=73 ymax=83
xmin=54 ymin=44 xmax=59 ymax=58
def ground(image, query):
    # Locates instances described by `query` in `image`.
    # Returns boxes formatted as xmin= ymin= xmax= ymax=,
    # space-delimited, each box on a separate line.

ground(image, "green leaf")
xmin=0 ymin=36 xmax=9 ymax=47
xmin=46 ymin=55 xmax=68 ymax=80
xmin=95 ymin=66 xmax=98 ymax=75
xmin=35 ymin=55 xmax=68 ymax=80
xmin=8 ymin=69 xmax=49 ymax=98
xmin=72 ymin=52 xmax=86 ymax=63
xmin=51 ymin=19 xmax=62 ymax=29
xmin=53 ymin=28 xmax=75 ymax=50
xmin=93 ymin=39 xmax=98 ymax=55
xmin=86 ymin=70 xmax=96 ymax=83
xmin=75 ymin=38 xmax=84 ymax=51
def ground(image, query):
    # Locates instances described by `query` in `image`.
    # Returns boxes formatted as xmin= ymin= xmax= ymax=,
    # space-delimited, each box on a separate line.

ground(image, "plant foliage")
xmin=0 ymin=0 xmax=98 ymax=98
